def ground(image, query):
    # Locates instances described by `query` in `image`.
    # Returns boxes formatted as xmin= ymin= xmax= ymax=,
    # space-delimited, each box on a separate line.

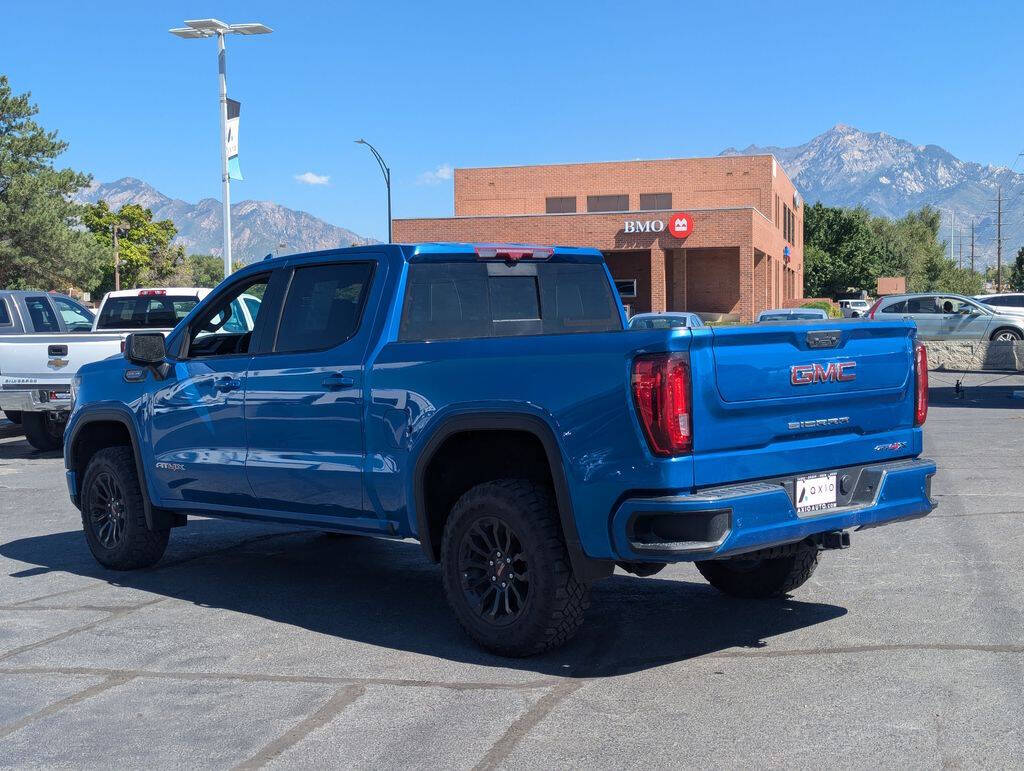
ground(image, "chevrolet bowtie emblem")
xmin=48 ymin=357 xmax=69 ymax=369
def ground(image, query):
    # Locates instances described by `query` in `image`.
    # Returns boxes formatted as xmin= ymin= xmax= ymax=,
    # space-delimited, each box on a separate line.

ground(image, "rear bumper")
xmin=0 ymin=388 xmax=71 ymax=413
xmin=610 ymin=458 xmax=936 ymax=562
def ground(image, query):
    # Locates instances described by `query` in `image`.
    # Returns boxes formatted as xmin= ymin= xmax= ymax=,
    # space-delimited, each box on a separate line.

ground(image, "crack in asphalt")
xmin=0 ymin=597 xmax=168 ymax=663
xmin=473 ymin=679 xmax=585 ymax=771
xmin=0 ymin=673 xmax=135 ymax=741
xmin=0 ymin=665 xmax=563 ymax=692
xmin=233 ymin=684 xmax=367 ymax=769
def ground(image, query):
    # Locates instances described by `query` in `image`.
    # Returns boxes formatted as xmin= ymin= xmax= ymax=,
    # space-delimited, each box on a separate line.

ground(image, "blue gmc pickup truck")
xmin=64 ymin=243 xmax=936 ymax=656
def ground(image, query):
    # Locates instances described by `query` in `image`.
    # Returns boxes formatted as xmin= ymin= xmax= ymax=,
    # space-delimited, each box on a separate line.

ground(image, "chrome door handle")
xmin=322 ymin=372 xmax=355 ymax=390
xmin=214 ymin=377 xmax=241 ymax=392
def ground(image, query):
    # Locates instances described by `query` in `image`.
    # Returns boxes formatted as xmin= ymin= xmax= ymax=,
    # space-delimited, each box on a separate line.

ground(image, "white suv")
xmin=839 ymin=299 xmax=872 ymax=318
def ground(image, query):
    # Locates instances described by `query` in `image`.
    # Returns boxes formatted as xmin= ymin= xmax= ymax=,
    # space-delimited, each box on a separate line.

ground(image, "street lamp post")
xmin=170 ymin=18 xmax=272 ymax=279
xmin=355 ymin=139 xmax=392 ymax=243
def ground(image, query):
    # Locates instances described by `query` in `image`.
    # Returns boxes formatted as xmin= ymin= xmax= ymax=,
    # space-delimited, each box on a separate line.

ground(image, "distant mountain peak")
xmin=75 ymin=179 xmax=371 ymax=262
xmin=721 ymin=125 xmax=1024 ymax=268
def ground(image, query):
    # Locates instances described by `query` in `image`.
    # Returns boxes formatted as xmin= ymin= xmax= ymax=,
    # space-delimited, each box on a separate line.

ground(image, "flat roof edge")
xmin=395 ymin=205 xmax=774 ymax=224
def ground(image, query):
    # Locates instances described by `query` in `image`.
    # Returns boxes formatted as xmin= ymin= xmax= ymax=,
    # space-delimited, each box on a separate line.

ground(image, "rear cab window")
xmin=0 ymin=298 xmax=11 ymax=327
xmin=97 ymin=295 xmax=200 ymax=329
xmin=399 ymin=259 xmax=621 ymax=341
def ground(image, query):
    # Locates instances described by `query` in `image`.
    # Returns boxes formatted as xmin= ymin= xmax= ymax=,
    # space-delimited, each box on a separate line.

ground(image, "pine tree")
xmin=0 ymin=74 xmax=107 ymax=292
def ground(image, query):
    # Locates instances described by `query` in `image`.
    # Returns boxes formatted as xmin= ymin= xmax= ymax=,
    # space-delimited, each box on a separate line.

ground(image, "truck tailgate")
xmin=690 ymin=320 xmax=919 ymax=486
xmin=0 ymin=334 xmax=125 ymax=388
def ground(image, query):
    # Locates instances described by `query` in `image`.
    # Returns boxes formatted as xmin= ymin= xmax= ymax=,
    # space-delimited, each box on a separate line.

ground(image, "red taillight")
xmin=867 ymin=298 xmax=884 ymax=319
xmin=631 ymin=353 xmax=692 ymax=456
xmin=914 ymin=341 xmax=928 ymax=426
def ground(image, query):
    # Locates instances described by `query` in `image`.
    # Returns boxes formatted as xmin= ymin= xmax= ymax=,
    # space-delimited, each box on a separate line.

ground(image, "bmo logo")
xmin=622 ymin=212 xmax=694 ymax=239
xmin=668 ymin=212 xmax=693 ymax=239
xmin=623 ymin=219 xmax=664 ymax=234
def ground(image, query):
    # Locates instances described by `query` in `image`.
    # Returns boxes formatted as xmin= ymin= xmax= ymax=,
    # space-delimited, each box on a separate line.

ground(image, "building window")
xmin=614 ymin=279 xmax=637 ymax=299
xmin=545 ymin=196 xmax=576 ymax=214
xmin=783 ymin=204 xmax=794 ymax=244
xmin=639 ymin=193 xmax=671 ymax=211
xmin=587 ymin=194 xmax=629 ymax=213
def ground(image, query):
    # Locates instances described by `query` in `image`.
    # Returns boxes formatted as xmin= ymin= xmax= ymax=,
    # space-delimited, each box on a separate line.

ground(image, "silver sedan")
xmin=870 ymin=293 xmax=1024 ymax=341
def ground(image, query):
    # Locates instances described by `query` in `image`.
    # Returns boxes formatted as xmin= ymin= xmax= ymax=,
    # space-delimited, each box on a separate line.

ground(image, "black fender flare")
xmin=412 ymin=412 xmax=613 ymax=584
xmin=66 ymin=406 xmax=182 ymax=531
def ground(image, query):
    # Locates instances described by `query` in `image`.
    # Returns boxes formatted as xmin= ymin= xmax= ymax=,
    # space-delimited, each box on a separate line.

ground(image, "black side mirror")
xmin=124 ymin=332 xmax=166 ymax=365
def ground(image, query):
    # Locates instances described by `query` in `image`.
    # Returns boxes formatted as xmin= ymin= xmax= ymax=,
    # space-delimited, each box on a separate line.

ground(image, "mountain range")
xmin=79 ymin=125 xmax=1023 ymax=269
xmin=722 ymin=124 xmax=1024 ymax=267
xmin=74 ymin=178 xmax=371 ymax=264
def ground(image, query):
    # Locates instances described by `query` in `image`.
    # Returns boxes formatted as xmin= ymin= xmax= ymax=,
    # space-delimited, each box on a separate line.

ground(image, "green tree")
xmin=802 ymin=203 xmax=879 ymax=296
xmin=82 ymin=201 xmax=183 ymax=294
xmin=185 ymin=254 xmax=230 ymax=287
xmin=0 ymin=74 xmax=107 ymax=291
xmin=1009 ymin=246 xmax=1024 ymax=292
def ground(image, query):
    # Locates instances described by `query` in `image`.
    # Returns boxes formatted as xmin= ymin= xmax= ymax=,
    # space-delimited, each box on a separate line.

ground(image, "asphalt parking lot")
xmin=1 ymin=376 xmax=1022 ymax=768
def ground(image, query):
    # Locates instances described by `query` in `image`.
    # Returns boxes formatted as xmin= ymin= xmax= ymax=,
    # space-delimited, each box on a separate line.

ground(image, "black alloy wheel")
xmin=88 ymin=471 xmax=127 ymax=549
xmin=457 ymin=516 xmax=530 ymax=627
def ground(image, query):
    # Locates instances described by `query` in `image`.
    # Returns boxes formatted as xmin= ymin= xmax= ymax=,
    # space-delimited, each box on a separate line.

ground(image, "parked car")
xmin=628 ymin=312 xmax=705 ymax=329
xmin=0 ymin=287 xmax=259 ymax=451
xmin=975 ymin=293 xmax=1024 ymax=315
xmin=757 ymin=307 xmax=830 ymax=322
xmin=839 ymin=299 xmax=872 ymax=318
xmin=0 ymin=290 xmax=95 ymax=335
xmin=867 ymin=293 xmax=1024 ymax=341
xmin=66 ymin=243 xmax=935 ymax=656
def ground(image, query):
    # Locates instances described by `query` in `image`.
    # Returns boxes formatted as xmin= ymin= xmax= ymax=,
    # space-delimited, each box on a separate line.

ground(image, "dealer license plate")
xmin=795 ymin=473 xmax=838 ymax=515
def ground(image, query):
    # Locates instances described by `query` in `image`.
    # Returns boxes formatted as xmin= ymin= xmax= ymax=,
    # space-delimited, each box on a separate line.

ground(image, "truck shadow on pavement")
xmin=1 ymin=520 xmax=847 ymax=678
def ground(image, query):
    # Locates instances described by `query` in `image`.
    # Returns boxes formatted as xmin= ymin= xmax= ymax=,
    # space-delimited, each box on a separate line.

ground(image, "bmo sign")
xmin=623 ymin=212 xmax=694 ymax=239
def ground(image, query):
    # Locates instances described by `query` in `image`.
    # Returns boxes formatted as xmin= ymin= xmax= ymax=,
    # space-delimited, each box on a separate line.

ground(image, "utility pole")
xmin=970 ymin=220 xmax=975 ymax=274
xmin=958 ymin=230 xmax=963 ymax=270
xmin=942 ymin=210 xmax=954 ymax=263
xmin=111 ymin=222 xmax=129 ymax=291
xmin=997 ymin=186 xmax=1003 ymax=291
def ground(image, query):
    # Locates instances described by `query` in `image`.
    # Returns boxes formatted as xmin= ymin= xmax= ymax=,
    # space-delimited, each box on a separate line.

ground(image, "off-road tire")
xmin=81 ymin=446 xmax=169 ymax=570
xmin=440 ymin=479 xmax=589 ymax=657
xmin=695 ymin=543 xmax=819 ymax=599
xmin=990 ymin=327 xmax=1023 ymax=342
xmin=3 ymin=410 xmax=22 ymax=425
xmin=22 ymin=412 xmax=64 ymax=451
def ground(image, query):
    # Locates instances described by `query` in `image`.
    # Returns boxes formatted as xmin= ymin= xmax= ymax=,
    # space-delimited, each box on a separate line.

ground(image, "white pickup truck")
xmin=0 ymin=287 xmax=257 ymax=450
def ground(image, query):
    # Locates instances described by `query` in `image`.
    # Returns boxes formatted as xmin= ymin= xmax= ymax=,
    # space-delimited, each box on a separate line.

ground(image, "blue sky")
xmin=3 ymin=0 xmax=1022 ymax=241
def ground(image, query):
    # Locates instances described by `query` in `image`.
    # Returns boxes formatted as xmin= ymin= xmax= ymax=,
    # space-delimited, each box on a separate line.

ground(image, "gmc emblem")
xmin=791 ymin=361 xmax=856 ymax=385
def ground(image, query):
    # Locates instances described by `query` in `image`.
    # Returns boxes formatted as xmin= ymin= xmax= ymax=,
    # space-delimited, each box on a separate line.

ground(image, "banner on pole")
xmin=226 ymin=98 xmax=242 ymax=180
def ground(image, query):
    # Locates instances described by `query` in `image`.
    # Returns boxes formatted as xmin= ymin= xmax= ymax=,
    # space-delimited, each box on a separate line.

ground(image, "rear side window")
xmin=0 ymin=298 xmax=10 ymax=326
xmin=399 ymin=261 xmax=622 ymax=341
xmin=96 ymin=296 xmax=199 ymax=329
xmin=881 ymin=300 xmax=906 ymax=314
xmin=275 ymin=262 xmax=374 ymax=353
xmin=25 ymin=297 xmax=60 ymax=332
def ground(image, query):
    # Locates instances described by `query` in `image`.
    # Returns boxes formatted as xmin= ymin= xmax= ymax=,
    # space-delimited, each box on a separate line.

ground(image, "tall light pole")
xmin=355 ymin=139 xmax=392 ymax=243
xmin=170 ymin=19 xmax=272 ymax=278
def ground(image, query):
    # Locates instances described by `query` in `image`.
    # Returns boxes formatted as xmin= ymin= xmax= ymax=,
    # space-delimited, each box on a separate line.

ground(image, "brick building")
xmin=392 ymin=155 xmax=804 ymax=322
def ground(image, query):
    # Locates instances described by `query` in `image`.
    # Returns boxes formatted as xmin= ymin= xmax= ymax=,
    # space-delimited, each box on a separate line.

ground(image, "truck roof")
xmin=102 ymin=287 xmax=211 ymax=299
xmin=253 ymin=242 xmax=603 ymax=267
